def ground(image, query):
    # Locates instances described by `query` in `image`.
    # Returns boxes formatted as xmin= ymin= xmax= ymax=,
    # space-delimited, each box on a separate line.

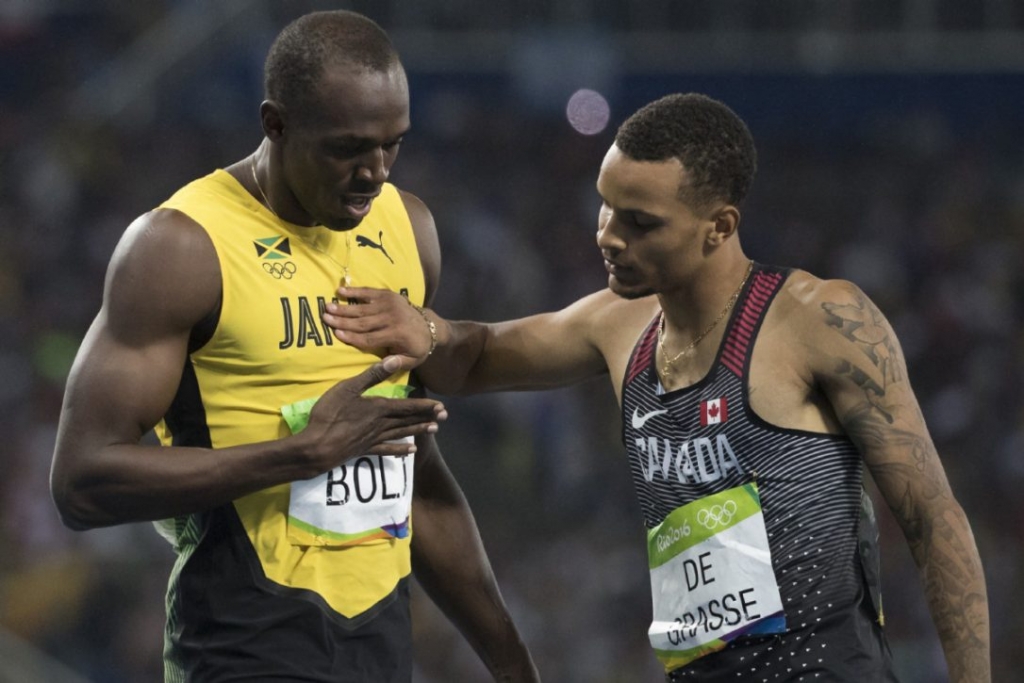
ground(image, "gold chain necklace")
xmin=250 ymin=155 xmax=353 ymax=286
xmin=250 ymin=155 xmax=278 ymax=218
xmin=658 ymin=260 xmax=754 ymax=380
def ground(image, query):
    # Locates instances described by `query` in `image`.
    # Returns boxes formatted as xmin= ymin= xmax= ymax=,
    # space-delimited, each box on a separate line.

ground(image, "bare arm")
xmin=51 ymin=209 xmax=443 ymax=530
xmin=805 ymin=278 xmax=990 ymax=682
xmin=324 ymin=287 xmax=624 ymax=395
xmin=411 ymin=431 xmax=540 ymax=682
xmin=351 ymin=188 xmax=609 ymax=394
xmin=330 ymin=190 xmax=655 ymax=396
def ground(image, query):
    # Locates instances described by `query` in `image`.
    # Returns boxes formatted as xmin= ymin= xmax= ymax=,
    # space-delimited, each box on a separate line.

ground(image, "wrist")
xmin=408 ymin=302 xmax=438 ymax=357
xmin=425 ymin=310 xmax=452 ymax=351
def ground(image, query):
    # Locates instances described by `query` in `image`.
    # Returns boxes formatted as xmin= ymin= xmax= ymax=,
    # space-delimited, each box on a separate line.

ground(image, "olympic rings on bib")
xmin=696 ymin=500 xmax=738 ymax=530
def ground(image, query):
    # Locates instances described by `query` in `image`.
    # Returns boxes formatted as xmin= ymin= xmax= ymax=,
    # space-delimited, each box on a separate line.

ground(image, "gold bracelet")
xmin=409 ymin=302 xmax=437 ymax=357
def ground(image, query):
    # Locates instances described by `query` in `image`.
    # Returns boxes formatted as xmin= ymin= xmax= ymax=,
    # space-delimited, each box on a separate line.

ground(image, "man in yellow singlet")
xmin=50 ymin=10 xmax=539 ymax=683
xmin=324 ymin=93 xmax=990 ymax=682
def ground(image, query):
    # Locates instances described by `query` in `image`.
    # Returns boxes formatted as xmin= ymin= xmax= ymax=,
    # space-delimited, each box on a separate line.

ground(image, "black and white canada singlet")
xmin=621 ymin=263 xmax=900 ymax=682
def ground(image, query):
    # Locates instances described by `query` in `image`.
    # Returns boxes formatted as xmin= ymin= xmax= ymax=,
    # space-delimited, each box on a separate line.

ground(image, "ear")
xmin=259 ymin=100 xmax=286 ymax=141
xmin=706 ymin=205 xmax=740 ymax=246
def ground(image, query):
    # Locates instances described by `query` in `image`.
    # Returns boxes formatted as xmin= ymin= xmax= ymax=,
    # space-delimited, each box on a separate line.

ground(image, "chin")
xmin=322 ymin=216 xmax=363 ymax=232
xmin=609 ymin=278 xmax=654 ymax=300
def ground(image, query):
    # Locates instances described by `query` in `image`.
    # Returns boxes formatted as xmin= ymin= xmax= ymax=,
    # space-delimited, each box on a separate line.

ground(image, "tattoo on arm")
xmin=823 ymin=294 xmax=901 ymax=376
xmin=821 ymin=291 xmax=904 ymax=422
xmin=841 ymin=400 xmax=989 ymax=680
xmin=821 ymin=288 xmax=990 ymax=681
xmin=834 ymin=359 xmax=893 ymax=424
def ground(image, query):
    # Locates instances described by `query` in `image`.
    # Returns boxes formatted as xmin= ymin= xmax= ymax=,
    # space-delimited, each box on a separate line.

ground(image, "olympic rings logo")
xmin=262 ymin=261 xmax=297 ymax=279
xmin=696 ymin=500 xmax=738 ymax=530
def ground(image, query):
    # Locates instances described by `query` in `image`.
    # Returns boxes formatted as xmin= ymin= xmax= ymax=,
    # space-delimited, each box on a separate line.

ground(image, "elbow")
xmin=52 ymin=492 xmax=100 ymax=532
xmin=56 ymin=511 xmax=92 ymax=532
xmin=52 ymin=498 xmax=93 ymax=532
xmin=50 ymin=467 xmax=103 ymax=531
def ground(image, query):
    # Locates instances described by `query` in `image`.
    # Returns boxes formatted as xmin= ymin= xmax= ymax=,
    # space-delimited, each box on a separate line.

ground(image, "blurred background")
xmin=1 ymin=1 xmax=1022 ymax=681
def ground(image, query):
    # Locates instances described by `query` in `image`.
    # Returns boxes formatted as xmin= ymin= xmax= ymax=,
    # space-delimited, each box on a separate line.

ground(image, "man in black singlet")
xmin=325 ymin=93 xmax=990 ymax=682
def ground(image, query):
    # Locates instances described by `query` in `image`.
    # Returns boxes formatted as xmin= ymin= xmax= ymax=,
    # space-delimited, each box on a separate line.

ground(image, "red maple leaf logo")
xmin=700 ymin=398 xmax=728 ymax=426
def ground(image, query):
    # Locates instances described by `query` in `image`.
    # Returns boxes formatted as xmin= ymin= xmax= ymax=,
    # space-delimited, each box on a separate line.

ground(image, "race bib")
xmin=647 ymin=482 xmax=785 ymax=672
xmin=282 ymin=385 xmax=414 ymax=547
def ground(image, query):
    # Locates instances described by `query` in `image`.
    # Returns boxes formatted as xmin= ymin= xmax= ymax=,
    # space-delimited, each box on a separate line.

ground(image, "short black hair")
xmin=615 ymin=93 xmax=757 ymax=209
xmin=264 ymin=10 xmax=400 ymax=113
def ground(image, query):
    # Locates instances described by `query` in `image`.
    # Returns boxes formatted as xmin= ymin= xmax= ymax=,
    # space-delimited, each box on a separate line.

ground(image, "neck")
xmin=658 ymin=255 xmax=753 ymax=338
xmin=249 ymin=141 xmax=317 ymax=228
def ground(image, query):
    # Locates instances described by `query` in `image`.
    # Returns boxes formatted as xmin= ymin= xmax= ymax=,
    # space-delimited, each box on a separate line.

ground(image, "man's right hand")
xmin=299 ymin=356 xmax=446 ymax=475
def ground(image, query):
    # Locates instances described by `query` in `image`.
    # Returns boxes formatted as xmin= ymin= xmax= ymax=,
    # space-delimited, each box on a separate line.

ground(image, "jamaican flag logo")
xmin=254 ymin=236 xmax=296 ymax=279
xmin=253 ymin=236 xmax=292 ymax=260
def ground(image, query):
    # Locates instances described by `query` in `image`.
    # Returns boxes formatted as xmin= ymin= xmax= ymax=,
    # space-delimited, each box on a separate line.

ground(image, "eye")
xmin=625 ymin=211 xmax=661 ymax=230
xmin=326 ymin=142 xmax=363 ymax=159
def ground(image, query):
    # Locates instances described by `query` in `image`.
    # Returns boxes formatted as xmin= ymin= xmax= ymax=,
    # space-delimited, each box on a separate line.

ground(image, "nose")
xmin=356 ymin=146 xmax=390 ymax=184
xmin=596 ymin=206 xmax=625 ymax=254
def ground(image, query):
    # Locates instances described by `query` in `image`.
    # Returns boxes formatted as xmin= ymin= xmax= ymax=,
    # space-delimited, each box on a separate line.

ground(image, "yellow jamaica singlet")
xmin=151 ymin=169 xmax=425 ymax=683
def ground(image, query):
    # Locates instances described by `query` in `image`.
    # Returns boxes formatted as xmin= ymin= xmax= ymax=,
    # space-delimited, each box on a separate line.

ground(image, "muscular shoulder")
xmin=397 ymin=189 xmax=440 ymax=304
xmin=104 ymin=208 xmax=221 ymax=343
xmin=770 ymin=270 xmax=900 ymax=383
xmin=769 ymin=270 xmax=865 ymax=329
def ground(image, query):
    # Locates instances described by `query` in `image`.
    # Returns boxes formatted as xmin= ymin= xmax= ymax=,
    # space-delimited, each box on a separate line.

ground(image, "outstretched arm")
xmin=323 ymin=286 xmax=628 ymax=395
xmin=411 ymin=431 xmax=540 ymax=682
xmin=807 ymin=278 xmax=990 ymax=682
xmin=332 ymin=189 xmax=652 ymax=397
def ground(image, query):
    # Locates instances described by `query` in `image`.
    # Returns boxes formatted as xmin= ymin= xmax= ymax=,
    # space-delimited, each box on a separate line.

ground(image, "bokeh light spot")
xmin=566 ymin=89 xmax=610 ymax=135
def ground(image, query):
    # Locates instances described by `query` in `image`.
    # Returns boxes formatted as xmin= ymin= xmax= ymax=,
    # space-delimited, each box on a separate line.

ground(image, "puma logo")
xmin=356 ymin=231 xmax=394 ymax=264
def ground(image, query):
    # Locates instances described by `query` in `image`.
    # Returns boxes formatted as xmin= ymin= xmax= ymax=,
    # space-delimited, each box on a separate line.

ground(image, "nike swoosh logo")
xmin=631 ymin=407 xmax=668 ymax=430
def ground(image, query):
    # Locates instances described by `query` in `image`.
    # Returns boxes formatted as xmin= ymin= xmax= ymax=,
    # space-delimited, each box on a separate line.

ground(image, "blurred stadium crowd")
xmin=1 ymin=2 xmax=1022 ymax=681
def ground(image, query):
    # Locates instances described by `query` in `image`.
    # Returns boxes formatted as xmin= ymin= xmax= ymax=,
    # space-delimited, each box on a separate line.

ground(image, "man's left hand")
xmin=324 ymin=286 xmax=437 ymax=370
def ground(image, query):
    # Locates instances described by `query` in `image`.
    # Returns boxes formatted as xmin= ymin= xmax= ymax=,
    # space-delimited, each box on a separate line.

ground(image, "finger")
xmin=331 ymin=328 xmax=398 ymax=353
xmin=333 ymin=286 xmax=388 ymax=303
xmin=387 ymin=353 xmax=423 ymax=373
xmin=342 ymin=352 xmax=423 ymax=373
xmin=338 ymin=355 xmax=403 ymax=395
xmin=383 ymin=421 xmax=440 ymax=439
xmin=324 ymin=311 xmax=389 ymax=333
xmin=368 ymin=412 xmax=446 ymax=440
xmin=329 ymin=327 xmax=367 ymax=348
xmin=370 ymin=397 xmax=445 ymax=418
xmin=323 ymin=301 xmax=388 ymax=320
xmin=369 ymin=422 xmax=441 ymax=449
xmin=365 ymin=441 xmax=418 ymax=456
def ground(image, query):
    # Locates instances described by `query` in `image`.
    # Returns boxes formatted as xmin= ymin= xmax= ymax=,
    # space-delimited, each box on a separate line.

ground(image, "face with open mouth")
xmin=332 ymin=188 xmax=380 ymax=227
xmin=340 ymin=193 xmax=375 ymax=218
xmin=280 ymin=63 xmax=410 ymax=232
